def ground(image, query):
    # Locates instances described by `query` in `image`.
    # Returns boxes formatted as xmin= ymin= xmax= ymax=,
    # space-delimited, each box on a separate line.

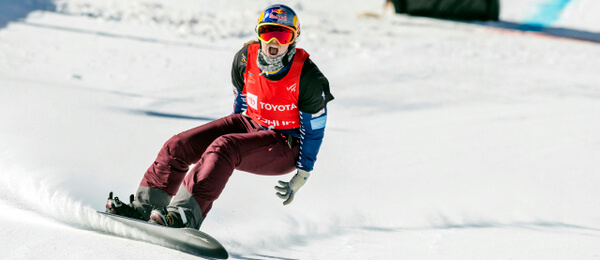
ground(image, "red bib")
xmin=243 ymin=44 xmax=309 ymax=129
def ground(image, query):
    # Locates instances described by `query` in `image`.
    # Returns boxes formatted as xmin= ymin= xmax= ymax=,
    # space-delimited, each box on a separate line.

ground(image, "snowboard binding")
xmin=105 ymin=191 xmax=145 ymax=220
xmin=148 ymin=207 xmax=187 ymax=228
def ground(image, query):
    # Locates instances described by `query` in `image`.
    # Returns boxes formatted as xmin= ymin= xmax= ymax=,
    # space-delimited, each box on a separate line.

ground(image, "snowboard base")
xmin=98 ymin=211 xmax=228 ymax=259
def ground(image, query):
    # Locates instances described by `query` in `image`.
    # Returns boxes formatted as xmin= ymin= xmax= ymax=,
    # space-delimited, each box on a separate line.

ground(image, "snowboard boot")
xmin=105 ymin=192 xmax=145 ymax=220
xmin=148 ymin=207 xmax=187 ymax=228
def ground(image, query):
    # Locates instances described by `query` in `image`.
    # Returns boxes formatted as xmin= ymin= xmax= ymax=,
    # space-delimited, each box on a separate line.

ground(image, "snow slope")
xmin=1 ymin=0 xmax=600 ymax=259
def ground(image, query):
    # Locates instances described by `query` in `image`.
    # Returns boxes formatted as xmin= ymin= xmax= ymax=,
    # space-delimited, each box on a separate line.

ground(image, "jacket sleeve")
xmin=296 ymin=58 xmax=333 ymax=172
xmin=297 ymin=108 xmax=328 ymax=172
xmin=233 ymin=88 xmax=247 ymax=114
xmin=231 ymin=45 xmax=249 ymax=113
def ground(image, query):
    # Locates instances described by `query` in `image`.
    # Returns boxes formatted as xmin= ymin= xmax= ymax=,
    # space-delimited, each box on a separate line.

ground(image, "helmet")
xmin=256 ymin=4 xmax=300 ymax=44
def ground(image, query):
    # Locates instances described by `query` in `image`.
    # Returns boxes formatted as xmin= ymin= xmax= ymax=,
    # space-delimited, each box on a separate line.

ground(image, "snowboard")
xmin=98 ymin=211 xmax=228 ymax=259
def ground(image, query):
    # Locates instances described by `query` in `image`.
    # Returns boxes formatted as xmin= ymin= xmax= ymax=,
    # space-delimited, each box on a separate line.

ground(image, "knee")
xmin=205 ymin=135 xmax=241 ymax=164
xmin=161 ymin=134 xmax=189 ymax=160
xmin=208 ymin=135 xmax=236 ymax=154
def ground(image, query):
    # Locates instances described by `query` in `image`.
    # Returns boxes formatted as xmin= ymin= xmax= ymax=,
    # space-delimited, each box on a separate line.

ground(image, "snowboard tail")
xmin=98 ymin=211 xmax=228 ymax=259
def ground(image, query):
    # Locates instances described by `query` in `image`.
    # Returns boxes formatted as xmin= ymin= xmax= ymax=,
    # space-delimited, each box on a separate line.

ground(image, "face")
xmin=260 ymin=40 xmax=288 ymax=59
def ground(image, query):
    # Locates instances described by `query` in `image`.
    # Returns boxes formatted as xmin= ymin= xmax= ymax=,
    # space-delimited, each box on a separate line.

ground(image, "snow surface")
xmin=1 ymin=0 xmax=600 ymax=259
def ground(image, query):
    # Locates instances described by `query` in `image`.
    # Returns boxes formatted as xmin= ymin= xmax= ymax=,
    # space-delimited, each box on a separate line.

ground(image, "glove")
xmin=275 ymin=169 xmax=310 ymax=205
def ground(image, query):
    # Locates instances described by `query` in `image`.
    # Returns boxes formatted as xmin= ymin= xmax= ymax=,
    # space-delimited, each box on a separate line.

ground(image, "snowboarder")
xmin=106 ymin=4 xmax=334 ymax=229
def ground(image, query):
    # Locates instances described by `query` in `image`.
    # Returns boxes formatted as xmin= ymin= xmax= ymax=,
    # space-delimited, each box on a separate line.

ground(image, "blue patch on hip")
xmin=310 ymin=116 xmax=327 ymax=130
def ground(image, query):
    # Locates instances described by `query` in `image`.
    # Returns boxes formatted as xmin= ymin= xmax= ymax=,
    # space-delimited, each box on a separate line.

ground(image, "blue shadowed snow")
xmin=0 ymin=0 xmax=55 ymax=29
xmin=111 ymin=107 xmax=217 ymax=121
xmin=469 ymin=20 xmax=600 ymax=43
xmin=138 ymin=110 xmax=217 ymax=121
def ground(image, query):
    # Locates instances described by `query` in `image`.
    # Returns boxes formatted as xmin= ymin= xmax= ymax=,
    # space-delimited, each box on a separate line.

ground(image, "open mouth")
xmin=268 ymin=46 xmax=279 ymax=56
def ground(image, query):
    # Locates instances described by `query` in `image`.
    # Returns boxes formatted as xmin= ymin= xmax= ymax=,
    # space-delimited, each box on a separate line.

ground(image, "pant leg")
xmin=169 ymin=128 xmax=299 ymax=228
xmin=133 ymin=114 xmax=258 ymax=219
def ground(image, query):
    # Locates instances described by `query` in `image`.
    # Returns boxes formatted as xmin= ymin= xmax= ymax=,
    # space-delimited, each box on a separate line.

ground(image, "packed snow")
xmin=1 ymin=0 xmax=600 ymax=259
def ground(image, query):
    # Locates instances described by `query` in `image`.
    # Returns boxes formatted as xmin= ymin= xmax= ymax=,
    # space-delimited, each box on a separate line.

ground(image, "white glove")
xmin=275 ymin=170 xmax=310 ymax=205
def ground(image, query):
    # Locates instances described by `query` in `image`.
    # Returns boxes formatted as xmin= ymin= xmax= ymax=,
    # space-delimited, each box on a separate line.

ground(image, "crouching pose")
xmin=106 ymin=4 xmax=334 ymax=229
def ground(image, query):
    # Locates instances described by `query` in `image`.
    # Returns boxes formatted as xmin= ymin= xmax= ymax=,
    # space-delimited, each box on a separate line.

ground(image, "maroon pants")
xmin=140 ymin=113 xmax=299 ymax=217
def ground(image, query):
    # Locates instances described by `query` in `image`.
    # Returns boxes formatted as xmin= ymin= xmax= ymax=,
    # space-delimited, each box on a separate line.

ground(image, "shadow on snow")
xmin=469 ymin=20 xmax=600 ymax=43
xmin=0 ymin=0 xmax=55 ymax=30
xmin=112 ymin=107 xmax=218 ymax=122
xmin=359 ymin=220 xmax=600 ymax=236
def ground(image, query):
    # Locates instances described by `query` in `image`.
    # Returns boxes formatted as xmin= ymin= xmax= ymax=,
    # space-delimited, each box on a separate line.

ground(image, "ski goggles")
xmin=256 ymin=23 xmax=297 ymax=45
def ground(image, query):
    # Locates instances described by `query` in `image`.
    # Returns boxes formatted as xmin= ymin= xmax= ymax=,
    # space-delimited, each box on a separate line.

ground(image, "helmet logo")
xmin=269 ymin=9 xmax=288 ymax=21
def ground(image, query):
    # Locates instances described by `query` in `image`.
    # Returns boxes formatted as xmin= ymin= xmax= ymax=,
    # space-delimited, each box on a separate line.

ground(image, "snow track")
xmin=1 ymin=0 xmax=600 ymax=259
